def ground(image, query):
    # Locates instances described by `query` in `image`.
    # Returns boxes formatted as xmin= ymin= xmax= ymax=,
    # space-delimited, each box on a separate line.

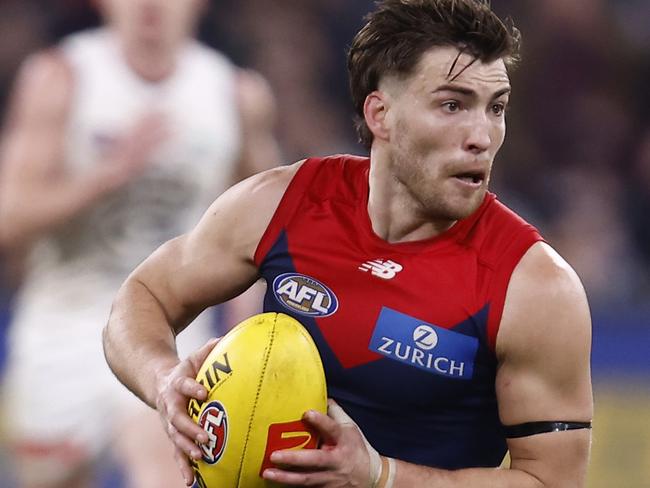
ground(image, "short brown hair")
xmin=348 ymin=0 xmax=521 ymax=149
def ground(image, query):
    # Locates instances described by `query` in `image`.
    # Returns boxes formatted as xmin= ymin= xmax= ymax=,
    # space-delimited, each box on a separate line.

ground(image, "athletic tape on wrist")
xmin=385 ymin=457 xmax=396 ymax=488
xmin=368 ymin=447 xmax=382 ymax=488
xmin=375 ymin=456 xmax=396 ymax=488
xmin=375 ymin=456 xmax=388 ymax=488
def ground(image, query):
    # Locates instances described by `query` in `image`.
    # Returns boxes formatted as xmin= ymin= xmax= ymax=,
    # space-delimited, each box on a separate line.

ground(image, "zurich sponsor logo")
xmin=369 ymin=307 xmax=479 ymax=380
xmin=413 ymin=324 xmax=438 ymax=350
xmin=272 ymin=273 xmax=338 ymax=317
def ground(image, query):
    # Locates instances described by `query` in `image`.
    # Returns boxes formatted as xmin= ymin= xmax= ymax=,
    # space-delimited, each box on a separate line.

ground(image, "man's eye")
xmin=492 ymin=103 xmax=506 ymax=116
xmin=443 ymin=101 xmax=460 ymax=112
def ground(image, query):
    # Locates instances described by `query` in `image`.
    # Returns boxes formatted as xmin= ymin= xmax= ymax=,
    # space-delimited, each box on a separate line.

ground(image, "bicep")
xmin=495 ymin=242 xmax=593 ymax=484
xmin=129 ymin=163 xmax=301 ymax=332
xmin=131 ymin=201 xmax=260 ymax=333
xmin=169 ymin=217 xmax=260 ymax=315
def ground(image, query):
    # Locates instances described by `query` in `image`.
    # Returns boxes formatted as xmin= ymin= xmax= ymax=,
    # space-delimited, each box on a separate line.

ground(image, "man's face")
xmin=98 ymin=0 xmax=205 ymax=47
xmin=378 ymin=46 xmax=511 ymax=221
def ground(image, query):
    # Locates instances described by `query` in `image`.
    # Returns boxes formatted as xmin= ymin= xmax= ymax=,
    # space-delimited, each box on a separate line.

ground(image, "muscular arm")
xmin=0 ymin=50 xmax=167 ymax=250
xmin=381 ymin=242 xmax=593 ymax=487
xmin=103 ymin=162 xmax=301 ymax=485
xmin=266 ymin=242 xmax=593 ymax=488
xmin=102 ymin=162 xmax=301 ymax=408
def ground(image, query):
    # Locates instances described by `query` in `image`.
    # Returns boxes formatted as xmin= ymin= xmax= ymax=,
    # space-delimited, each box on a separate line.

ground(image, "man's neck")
xmin=367 ymin=149 xmax=456 ymax=244
xmin=121 ymin=39 xmax=179 ymax=83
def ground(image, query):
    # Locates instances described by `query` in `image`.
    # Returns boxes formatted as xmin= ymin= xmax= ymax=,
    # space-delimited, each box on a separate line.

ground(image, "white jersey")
xmin=3 ymin=29 xmax=241 ymax=450
xmin=18 ymin=29 xmax=241 ymax=310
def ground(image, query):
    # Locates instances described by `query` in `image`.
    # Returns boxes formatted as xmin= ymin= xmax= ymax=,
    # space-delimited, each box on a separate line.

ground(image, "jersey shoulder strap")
xmin=253 ymin=157 xmax=324 ymax=265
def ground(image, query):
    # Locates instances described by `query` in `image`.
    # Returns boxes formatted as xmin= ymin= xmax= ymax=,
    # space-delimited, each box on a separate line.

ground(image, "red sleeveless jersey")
xmin=254 ymin=155 xmax=542 ymax=469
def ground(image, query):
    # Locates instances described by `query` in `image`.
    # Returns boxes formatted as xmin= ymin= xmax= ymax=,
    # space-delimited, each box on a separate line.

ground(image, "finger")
xmin=327 ymin=399 xmax=356 ymax=425
xmin=263 ymin=467 xmax=330 ymax=486
xmin=270 ymin=446 xmax=333 ymax=470
xmin=302 ymin=409 xmax=341 ymax=446
xmin=172 ymin=375 xmax=208 ymax=401
xmin=168 ymin=424 xmax=204 ymax=461
xmin=172 ymin=444 xmax=196 ymax=487
xmin=169 ymin=407 xmax=210 ymax=444
xmin=189 ymin=337 xmax=220 ymax=370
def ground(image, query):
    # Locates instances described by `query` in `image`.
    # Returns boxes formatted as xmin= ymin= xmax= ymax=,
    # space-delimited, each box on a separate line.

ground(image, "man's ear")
xmin=363 ymin=91 xmax=391 ymax=142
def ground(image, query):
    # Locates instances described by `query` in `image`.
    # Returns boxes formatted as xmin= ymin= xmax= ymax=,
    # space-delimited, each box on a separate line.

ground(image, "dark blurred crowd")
xmin=0 ymin=0 xmax=649 ymax=311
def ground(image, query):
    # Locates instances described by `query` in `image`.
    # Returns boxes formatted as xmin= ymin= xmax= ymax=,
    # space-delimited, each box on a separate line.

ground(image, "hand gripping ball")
xmin=187 ymin=312 xmax=327 ymax=487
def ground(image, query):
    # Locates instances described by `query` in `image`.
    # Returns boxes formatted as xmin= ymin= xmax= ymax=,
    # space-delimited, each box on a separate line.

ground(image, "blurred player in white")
xmin=0 ymin=0 xmax=280 ymax=486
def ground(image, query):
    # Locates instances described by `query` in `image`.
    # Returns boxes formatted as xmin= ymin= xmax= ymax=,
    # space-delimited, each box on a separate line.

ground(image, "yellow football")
xmin=187 ymin=312 xmax=327 ymax=488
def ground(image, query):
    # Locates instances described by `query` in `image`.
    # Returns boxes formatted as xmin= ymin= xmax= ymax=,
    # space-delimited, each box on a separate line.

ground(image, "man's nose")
xmin=462 ymin=112 xmax=492 ymax=154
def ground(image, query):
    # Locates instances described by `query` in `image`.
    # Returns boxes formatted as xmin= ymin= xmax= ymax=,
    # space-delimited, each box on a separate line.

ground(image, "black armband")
xmin=503 ymin=421 xmax=592 ymax=439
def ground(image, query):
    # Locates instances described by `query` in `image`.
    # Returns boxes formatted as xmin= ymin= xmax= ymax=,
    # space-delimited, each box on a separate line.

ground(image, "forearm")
xmin=390 ymin=461 xmax=543 ymax=488
xmin=387 ymin=422 xmax=591 ymax=487
xmin=103 ymin=277 xmax=182 ymax=408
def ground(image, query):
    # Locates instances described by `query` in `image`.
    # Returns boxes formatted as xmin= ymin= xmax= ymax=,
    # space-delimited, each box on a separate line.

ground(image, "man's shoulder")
xmin=187 ymin=40 xmax=234 ymax=70
xmin=233 ymin=154 xmax=367 ymax=233
xmin=8 ymin=47 xmax=74 ymax=122
xmin=188 ymin=162 xmax=305 ymax=258
xmin=58 ymin=27 xmax=111 ymax=56
xmin=496 ymin=241 xmax=591 ymax=362
xmin=511 ymin=242 xmax=583 ymax=294
xmin=245 ymin=161 xmax=306 ymax=199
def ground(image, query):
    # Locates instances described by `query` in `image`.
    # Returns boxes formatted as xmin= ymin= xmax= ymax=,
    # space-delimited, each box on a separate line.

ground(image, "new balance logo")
xmin=358 ymin=259 xmax=403 ymax=280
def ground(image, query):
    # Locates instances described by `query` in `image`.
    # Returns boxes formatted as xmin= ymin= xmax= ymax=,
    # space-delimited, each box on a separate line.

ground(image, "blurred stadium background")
xmin=0 ymin=0 xmax=648 ymax=486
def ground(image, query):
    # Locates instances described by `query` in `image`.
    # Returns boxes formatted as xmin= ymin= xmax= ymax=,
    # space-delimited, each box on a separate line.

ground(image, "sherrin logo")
xmin=198 ymin=401 xmax=228 ymax=464
xmin=272 ymin=273 xmax=338 ymax=317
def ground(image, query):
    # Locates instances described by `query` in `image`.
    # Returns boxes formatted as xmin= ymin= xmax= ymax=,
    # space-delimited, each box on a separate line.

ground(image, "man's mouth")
xmin=452 ymin=170 xmax=485 ymax=185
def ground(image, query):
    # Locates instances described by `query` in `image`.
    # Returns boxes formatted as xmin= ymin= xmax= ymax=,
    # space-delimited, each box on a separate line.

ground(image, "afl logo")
xmin=272 ymin=273 xmax=338 ymax=317
xmin=198 ymin=401 xmax=228 ymax=464
xmin=413 ymin=324 xmax=438 ymax=350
